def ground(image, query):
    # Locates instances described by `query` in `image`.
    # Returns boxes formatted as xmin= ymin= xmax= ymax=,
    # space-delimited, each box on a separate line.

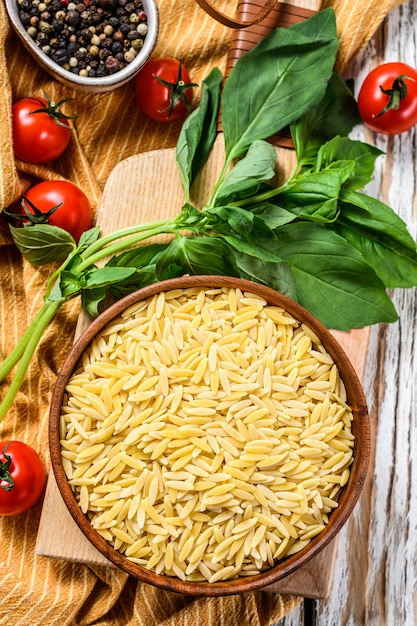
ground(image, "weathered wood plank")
xmin=313 ymin=0 xmax=417 ymax=623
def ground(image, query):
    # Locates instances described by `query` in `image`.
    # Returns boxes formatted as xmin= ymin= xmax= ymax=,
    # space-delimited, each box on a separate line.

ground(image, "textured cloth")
xmin=0 ymin=0 xmax=406 ymax=624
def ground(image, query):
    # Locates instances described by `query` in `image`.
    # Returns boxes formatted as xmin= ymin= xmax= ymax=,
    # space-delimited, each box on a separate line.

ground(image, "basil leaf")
xmin=221 ymin=8 xmax=339 ymax=160
xmin=316 ymin=137 xmax=383 ymax=190
xmin=335 ymin=192 xmax=417 ymax=288
xmin=83 ymin=266 xmax=137 ymax=289
xmin=81 ymin=287 xmax=108 ymax=318
xmin=251 ymin=202 xmax=297 ymax=228
xmin=58 ymin=270 xmax=82 ymax=299
xmin=233 ymin=252 xmax=297 ymax=300
xmin=205 ymin=205 xmax=275 ymax=239
xmin=258 ymin=223 xmax=398 ymax=329
xmin=106 ymin=243 xmax=171 ymax=299
xmin=176 ymin=68 xmax=222 ymax=197
xmin=174 ymin=203 xmax=205 ymax=232
xmin=107 ymin=243 xmax=170 ymax=269
xmin=291 ymin=72 xmax=361 ymax=163
xmin=271 ymin=164 xmax=355 ymax=223
xmin=77 ymin=226 xmax=101 ymax=252
xmin=221 ymin=235 xmax=282 ymax=264
xmin=9 ymin=224 xmax=75 ymax=267
xmin=155 ymin=236 xmax=237 ymax=279
xmin=212 ymin=140 xmax=277 ymax=206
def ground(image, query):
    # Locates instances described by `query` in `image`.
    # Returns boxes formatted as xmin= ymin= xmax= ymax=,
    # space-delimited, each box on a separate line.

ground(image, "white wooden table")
xmin=277 ymin=0 xmax=417 ymax=623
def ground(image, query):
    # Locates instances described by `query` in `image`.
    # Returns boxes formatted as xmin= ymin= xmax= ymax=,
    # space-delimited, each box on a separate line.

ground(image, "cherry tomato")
xmin=12 ymin=93 xmax=76 ymax=163
xmin=357 ymin=62 xmax=417 ymax=135
xmin=0 ymin=441 xmax=46 ymax=516
xmin=135 ymin=57 xmax=197 ymax=123
xmin=20 ymin=180 xmax=93 ymax=243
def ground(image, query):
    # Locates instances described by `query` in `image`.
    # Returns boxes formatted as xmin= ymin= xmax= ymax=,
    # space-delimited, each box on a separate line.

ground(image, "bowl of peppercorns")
xmin=5 ymin=0 xmax=159 ymax=93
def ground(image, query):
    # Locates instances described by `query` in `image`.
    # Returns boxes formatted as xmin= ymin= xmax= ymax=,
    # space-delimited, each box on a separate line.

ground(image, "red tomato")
xmin=12 ymin=93 xmax=76 ymax=163
xmin=21 ymin=180 xmax=93 ymax=243
xmin=0 ymin=441 xmax=46 ymax=516
xmin=135 ymin=57 xmax=196 ymax=123
xmin=358 ymin=62 xmax=417 ymax=135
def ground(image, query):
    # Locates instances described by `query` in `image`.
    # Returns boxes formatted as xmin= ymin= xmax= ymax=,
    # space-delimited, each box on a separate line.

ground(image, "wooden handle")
xmin=225 ymin=0 xmax=318 ymax=79
xmin=211 ymin=0 xmax=320 ymax=147
xmin=194 ymin=0 xmax=278 ymax=28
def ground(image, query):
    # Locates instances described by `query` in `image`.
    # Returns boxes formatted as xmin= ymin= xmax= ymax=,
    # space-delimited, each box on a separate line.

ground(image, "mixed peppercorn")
xmin=17 ymin=0 xmax=149 ymax=77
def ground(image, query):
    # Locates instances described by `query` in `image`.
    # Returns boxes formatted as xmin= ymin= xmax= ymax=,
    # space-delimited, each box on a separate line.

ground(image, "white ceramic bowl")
xmin=5 ymin=0 xmax=159 ymax=93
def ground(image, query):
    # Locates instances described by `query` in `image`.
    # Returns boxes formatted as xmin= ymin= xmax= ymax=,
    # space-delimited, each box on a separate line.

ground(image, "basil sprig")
xmin=2 ymin=8 xmax=417 ymax=424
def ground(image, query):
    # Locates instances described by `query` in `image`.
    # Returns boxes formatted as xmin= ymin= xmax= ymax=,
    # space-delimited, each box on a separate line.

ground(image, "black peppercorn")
xmin=66 ymin=10 xmax=80 ymax=26
xmin=52 ymin=18 xmax=64 ymax=32
xmin=52 ymin=48 xmax=69 ymax=65
xmin=37 ymin=31 xmax=50 ymax=44
xmin=119 ymin=22 xmax=130 ymax=35
xmin=111 ymin=40 xmax=122 ymax=54
xmin=98 ymin=47 xmax=110 ymax=60
xmin=20 ymin=12 xmax=31 ymax=25
xmin=67 ymin=41 xmax=79 ymax=54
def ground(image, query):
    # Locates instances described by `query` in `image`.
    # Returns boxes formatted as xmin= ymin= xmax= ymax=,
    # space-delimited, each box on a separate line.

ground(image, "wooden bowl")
xmin=49 ymin=275 xmax=370 ymax=595
xmin=5 ymin=0 xmax=158 ymax=93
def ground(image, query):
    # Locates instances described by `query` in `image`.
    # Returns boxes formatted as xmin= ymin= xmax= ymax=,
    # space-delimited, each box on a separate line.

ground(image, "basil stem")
xmin=0 ymin=299 xmax=62 ymax=424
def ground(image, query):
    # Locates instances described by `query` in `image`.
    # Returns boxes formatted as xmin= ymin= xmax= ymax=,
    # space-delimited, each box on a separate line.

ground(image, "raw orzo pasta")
xmin=60 ymin=287 xmax=354 ymax=583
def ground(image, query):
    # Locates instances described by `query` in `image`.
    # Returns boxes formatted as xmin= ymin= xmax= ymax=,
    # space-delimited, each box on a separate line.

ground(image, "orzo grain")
xmin=60 ymin=287 xmax=354 ymax=582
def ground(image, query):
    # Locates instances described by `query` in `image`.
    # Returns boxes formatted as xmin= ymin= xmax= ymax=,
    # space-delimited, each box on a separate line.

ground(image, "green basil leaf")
xmin=59 ymin=270 xmax=82 ymax=299
xmin=109 ymin=268 xmax=162 ymax=299
xmin=205 ymin=205 xmax=275 ymax=239
xmin=258 ymin=223 xmax=398 ymax=329
xmin=77 ymin=226 xmax=101 ymax=252
xmin=81 ymin=287 xmax=108 ymax=318
xmin=222 ymin=8 xmax=339 ymax=160
xmin=335 ymin=193 xmax=417 ymax=288
xmin=212 ymin=140 xmax=277 ymax=206
xmin=176 ymin=67 xmax=222 ymax=197
xmin=83 ymin=266 xmax=137 ymax=289
xmin=222 ymin=235 xmax=283 ymax=263
xmin=233 ymin=252 xmax=297 ymax=300
xmin=106 ymin=243 xmax=171 ymax=299
xmin=269 ymin=164 xmax=355 ymax=223
xmin=107 ymin=243 xmax=170 ymax=269
xmin=9 ymin=224 xmax=75 ymax=267
xmin=291 ymin=72 xmax=361 ymax=163
xmin=174 ymin=203 xmax=205 ymax=232
xmin=251 ymin=202 xmax=297 ymax=228
xmin=155 ymin=236 xmax=237 ymax=280
xmin=316 ymin=137 xmax=383 ymax=190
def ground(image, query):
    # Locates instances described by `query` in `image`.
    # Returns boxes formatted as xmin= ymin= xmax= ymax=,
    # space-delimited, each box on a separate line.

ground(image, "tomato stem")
xmin=0 ymin=443 xmax=14 ymax=491
xmin=30 ymin=89 xmax=77 ymax=129
xmin=153 ymin=62 xmax=198 ymax=117
xmin=4 ymin=196 xmax=63 ymax=227
xmin=375 ymin=74 xmax=416 ymax=118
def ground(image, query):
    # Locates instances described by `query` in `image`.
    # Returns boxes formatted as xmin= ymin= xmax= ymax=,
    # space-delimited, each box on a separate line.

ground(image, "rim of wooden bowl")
xmin=5 ymin=0 xmax=159 ymax=93
xmin=49 ymin=275 xmax=370 ymax=596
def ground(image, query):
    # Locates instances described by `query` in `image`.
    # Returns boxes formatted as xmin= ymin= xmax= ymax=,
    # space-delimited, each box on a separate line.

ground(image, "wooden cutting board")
xmin=35 ymin=139 xmax=370 ymax=599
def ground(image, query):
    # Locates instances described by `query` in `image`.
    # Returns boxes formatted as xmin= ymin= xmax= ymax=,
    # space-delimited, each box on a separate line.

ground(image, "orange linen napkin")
xmin=0 ymin=0 xmax=407 ymax=624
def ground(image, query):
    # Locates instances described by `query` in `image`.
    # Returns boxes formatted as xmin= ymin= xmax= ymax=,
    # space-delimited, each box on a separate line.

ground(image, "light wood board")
xmin=36 ymin=141 xmax=370 ymax=599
